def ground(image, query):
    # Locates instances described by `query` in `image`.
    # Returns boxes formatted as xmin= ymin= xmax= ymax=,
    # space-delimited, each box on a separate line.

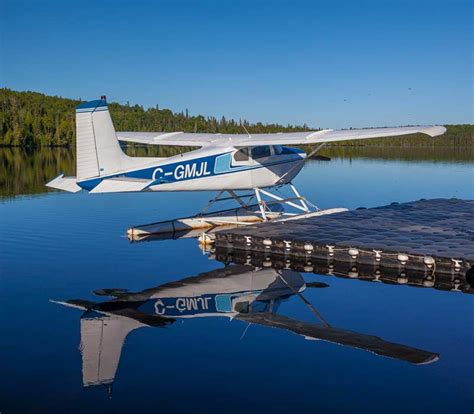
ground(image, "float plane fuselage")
xmin=46 ymin=97 xmax=446 ymax=198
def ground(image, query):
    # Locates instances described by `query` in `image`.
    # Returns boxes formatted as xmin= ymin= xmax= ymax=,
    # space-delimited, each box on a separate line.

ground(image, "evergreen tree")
xmin=0 ymin=88 xmax=472 ymax=148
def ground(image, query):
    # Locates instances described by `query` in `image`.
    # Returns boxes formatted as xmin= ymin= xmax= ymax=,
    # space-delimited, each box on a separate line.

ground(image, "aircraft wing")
xmin=116 ymin=131 xmax=221 ymax=147
xmin=237 ymin=312 xmax=439 ymax=365
xmin=117 ymin=126 xmax=446 ymax=147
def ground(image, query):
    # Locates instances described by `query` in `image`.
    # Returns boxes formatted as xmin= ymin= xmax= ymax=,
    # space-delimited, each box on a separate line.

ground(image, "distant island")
xmin=1 ymin=88 xmax=472 ymax=148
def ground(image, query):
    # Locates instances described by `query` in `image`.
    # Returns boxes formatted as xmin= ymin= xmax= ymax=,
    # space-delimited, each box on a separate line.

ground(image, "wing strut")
xmin=277 ymin=271 xmax=330 ymax=327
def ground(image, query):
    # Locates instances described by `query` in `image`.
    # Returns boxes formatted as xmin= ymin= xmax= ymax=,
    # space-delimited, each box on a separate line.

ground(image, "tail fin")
xmin=80 ymin=312 xmax=146 ymax=388
xmin=76 ymin=97 xmax=133 ymax=181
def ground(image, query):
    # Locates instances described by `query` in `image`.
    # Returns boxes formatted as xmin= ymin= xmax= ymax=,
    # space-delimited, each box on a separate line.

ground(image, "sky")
xmin=1 ymin=0 xmax=472 ymax=128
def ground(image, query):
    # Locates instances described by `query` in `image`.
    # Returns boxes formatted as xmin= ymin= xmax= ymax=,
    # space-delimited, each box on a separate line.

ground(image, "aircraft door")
xmin=231 ymin=147 xmax=253 ymax=167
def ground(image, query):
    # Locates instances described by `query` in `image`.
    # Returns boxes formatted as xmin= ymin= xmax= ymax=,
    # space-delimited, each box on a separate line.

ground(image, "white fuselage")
xmin=78 ymin=145 xmax=307 ymax=192
xmin=149 ymin=149 xmax=306 ymax=191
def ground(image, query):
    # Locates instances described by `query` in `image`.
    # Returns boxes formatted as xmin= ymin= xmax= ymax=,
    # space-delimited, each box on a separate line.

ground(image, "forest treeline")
xmin=0 ymin=88 xmax=310 ymax=147
xmin=1 ymin=88 xmax=472 ymax=147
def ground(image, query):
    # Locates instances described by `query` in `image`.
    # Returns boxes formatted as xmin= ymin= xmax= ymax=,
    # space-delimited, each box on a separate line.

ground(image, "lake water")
xmin=1 ymin=147 xmax=473 ymax=413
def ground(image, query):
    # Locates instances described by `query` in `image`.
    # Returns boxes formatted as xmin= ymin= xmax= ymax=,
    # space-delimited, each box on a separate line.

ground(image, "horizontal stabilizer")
xmin=89 ymin=177 xmax=154 ymax=193
xmin=46 ymin=174 xmax=82 ymax=193
xmin=50 ymin=299 xmax=96 ymax=310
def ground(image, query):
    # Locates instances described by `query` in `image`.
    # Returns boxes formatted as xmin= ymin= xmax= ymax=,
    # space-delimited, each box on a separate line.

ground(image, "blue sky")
xmin=1 ymin=0 xmax=472 ymax=128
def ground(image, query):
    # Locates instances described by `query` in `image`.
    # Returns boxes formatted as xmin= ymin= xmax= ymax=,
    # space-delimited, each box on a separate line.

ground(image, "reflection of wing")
xmin=237 ymin=312 xmax=439 ymax=365
xmin=117 ymin=126 xmax=446 ymax=147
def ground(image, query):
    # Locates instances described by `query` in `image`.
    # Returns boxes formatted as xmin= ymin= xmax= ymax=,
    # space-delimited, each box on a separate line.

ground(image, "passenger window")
xmin=235 ymin=301 xmax=250 ymax=314
xmin=234 ymin=148 xmax=249 ymax=161
xmin=251 ymin=146 xmax=271 ymax=159
xmin=273 ymin=145 xmax=283 ymax=155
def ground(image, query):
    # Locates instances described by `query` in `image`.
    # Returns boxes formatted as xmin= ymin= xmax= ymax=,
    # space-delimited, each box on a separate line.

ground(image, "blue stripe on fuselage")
xmin=127 ymin=152 xmax=219 ymax=182
xmin=78 ymin=147 xmax=304 ymax=190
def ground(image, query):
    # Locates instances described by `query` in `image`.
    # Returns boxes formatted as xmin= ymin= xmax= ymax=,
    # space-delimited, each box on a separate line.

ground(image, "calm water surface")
xmin=1 ymin=148 xmax=473 ymax=413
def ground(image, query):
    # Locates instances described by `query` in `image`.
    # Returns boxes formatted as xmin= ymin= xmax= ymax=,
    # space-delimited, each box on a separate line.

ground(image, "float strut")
xmin=289 ymin=183 xmax=310 ymax=213
xmin=254 ymin=188 xmax=268 ymax=221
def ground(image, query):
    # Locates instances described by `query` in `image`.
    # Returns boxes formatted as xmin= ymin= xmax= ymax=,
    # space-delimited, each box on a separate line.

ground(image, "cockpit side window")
xmin=251 ymin=145 xmax=271 ymax=159
xmin=234 ymin=301 xmax=250 ymax=314
xmin=234 ymin=148 xmax=250 ymax=161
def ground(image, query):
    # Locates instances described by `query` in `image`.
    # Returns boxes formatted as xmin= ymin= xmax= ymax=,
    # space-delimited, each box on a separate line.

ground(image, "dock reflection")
xmin=54 ymin=265 xmax=439 ymax=395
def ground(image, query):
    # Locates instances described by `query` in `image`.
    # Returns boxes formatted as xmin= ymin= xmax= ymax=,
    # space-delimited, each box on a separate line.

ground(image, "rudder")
xmin=76 ymin=97 xmax=132 ymax=181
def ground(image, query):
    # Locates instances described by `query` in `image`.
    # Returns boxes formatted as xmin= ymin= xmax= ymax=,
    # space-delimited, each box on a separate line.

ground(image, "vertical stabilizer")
xmin=75 ymin=97 xmax=134 ymax=181
xmin=80 ymin=313 xmax=146 ymax=388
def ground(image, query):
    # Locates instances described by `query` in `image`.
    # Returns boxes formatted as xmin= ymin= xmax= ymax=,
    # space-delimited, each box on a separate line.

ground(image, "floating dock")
xmin=214 ymin=199 xmax=474 ymax=286
xmin=214 ymin=248 xmax=473 ymax=294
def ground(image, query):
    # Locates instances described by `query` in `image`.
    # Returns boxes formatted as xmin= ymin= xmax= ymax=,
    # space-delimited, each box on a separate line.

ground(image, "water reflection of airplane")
xmin=53 ymin=265 xmax=438 ymax=395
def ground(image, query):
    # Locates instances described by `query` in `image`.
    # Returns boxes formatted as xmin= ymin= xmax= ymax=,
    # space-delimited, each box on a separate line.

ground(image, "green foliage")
xmin=0 ymin=89 xmax=77 ymax=146
xmin=1 ymin=88 xmax=472 ymax=148
xmin=0 ymin=147 xmax=74 ymax=197
xmin=0 ymin=88 xmax=309 ymax=147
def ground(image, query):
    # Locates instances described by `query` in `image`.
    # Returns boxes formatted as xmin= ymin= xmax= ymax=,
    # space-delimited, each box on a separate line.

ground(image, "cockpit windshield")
xmin=251 ymin=146 xmax=271 ymax=159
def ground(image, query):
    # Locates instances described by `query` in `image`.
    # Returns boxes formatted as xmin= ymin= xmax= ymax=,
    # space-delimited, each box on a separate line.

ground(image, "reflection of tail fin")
xmin=54 ymin=298 xmax=174 ymax=393
xmin=52 ymin=299 xmax=147 ymax=389
xmin=75 ymin=97 xmax=134 ymax=181
xmin=80 ymin=311 xmax=146 ymax=388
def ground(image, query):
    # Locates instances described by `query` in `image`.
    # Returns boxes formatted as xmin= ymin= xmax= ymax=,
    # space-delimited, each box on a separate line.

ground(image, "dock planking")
xmin=214 ymin=199 xmax=474 ymax=280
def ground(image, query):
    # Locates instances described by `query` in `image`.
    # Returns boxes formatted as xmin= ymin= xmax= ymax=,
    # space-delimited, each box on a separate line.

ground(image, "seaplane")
xmin=52 ymin=264 xmax=438 ymax=395
xmin=46 ymin=96 xmax=447 ymax=239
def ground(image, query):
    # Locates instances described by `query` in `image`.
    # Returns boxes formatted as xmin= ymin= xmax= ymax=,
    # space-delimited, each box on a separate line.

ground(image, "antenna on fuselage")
xmin=242 ymin=124 xmax=252 ymax=138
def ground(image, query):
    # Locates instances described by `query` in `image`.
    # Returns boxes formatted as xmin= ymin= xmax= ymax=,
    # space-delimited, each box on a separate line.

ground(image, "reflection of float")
xmin=53 ymin=265 xmax=439 ymax=395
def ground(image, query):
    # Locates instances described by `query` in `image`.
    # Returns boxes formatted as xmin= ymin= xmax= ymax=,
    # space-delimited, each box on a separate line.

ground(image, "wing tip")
xmin=425 ymin=125 xmax=447 ymax=137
